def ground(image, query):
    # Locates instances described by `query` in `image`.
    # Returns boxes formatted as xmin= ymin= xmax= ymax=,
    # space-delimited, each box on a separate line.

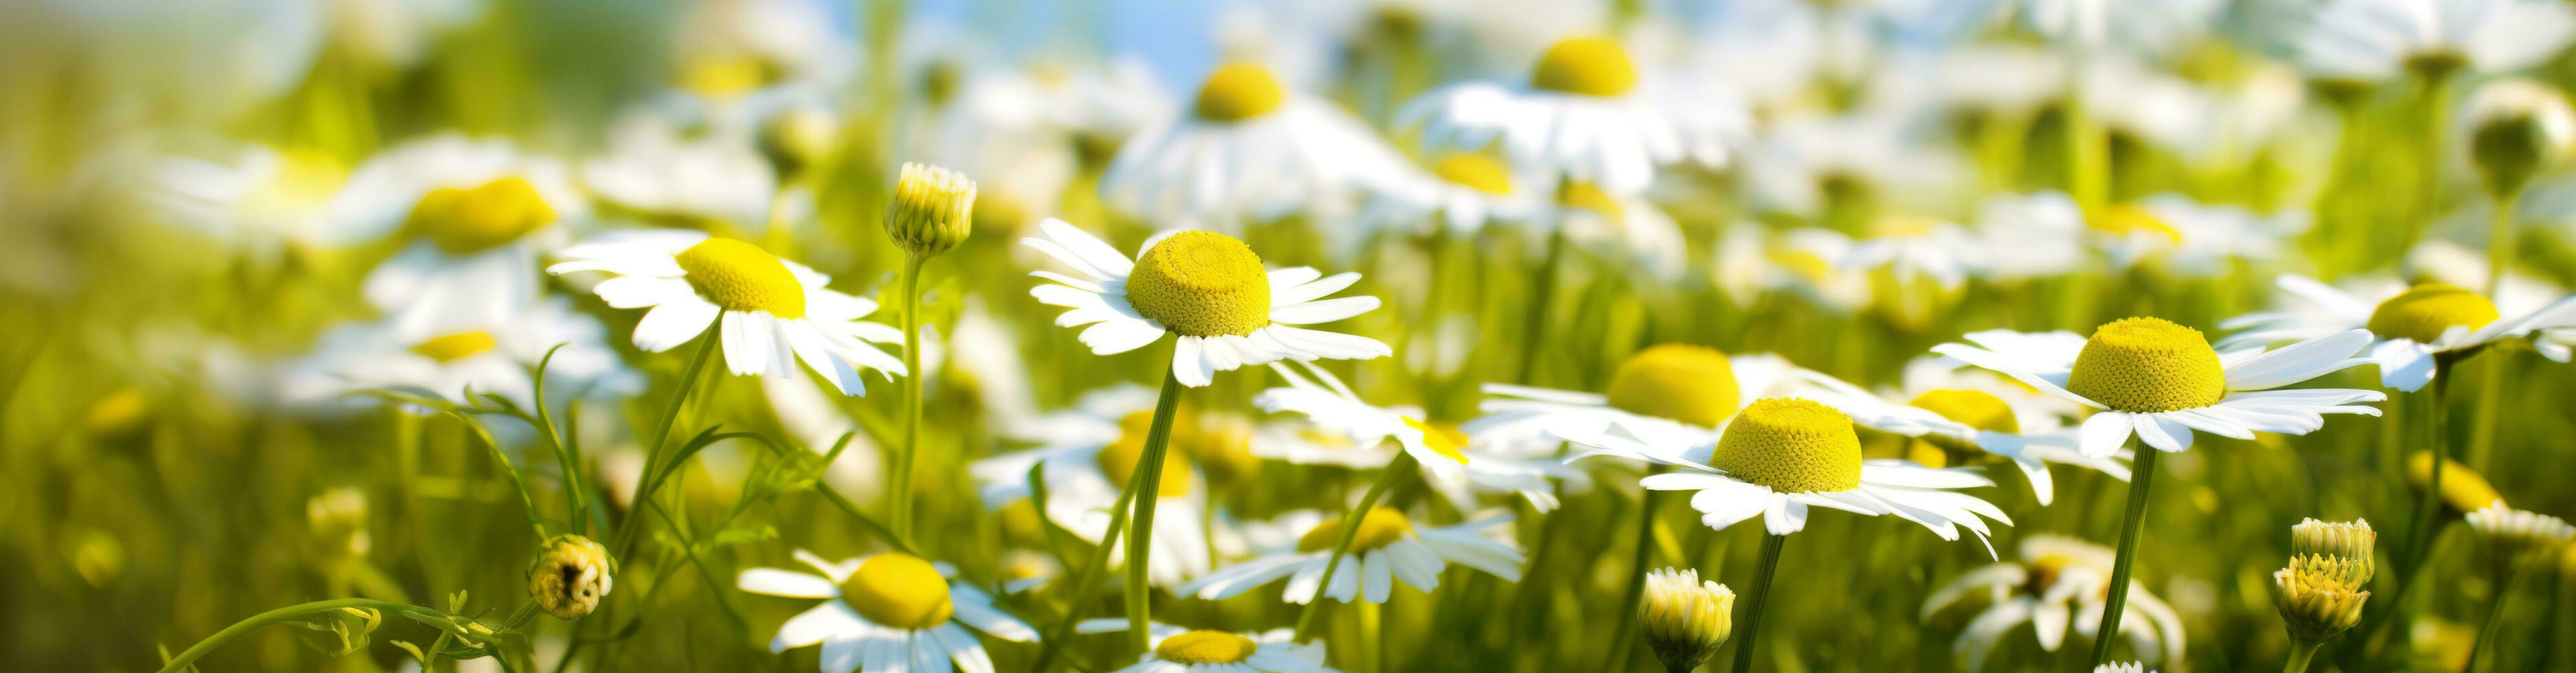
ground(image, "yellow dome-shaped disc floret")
xmin=1431 ymin=155 xmax=1514 ymax=195
xmin=1155 ymin=630 xmax=1260 ymax=664
xmin=1297 ymin=507 xmax=1414 ymax=554
xmin=1193 ymin=63 xmax=1287 ymax=122
xmin=1708 ymin=398 xmax=1863 ymax=494
xmin=1909 ymin=389 xmax=2021 ymax=434
xmin=410 ymin=177 xmax=557 ymax=255
xmin=1098 ymin=411 xmax=1195 ymax=499
xmin=1124 ymin=231 xmax=1272 ymax=337
xmin=2064 ymin=317 xmax=2227 ymax=413
xmin=839 ymin=553 xmax=955 ymax=630
xmin=1605 ymin=344 xmax=1742 ymax=428
xmin=2367 ymin=283 xmax=2500 ymax=344
xmin=2086 ymin=205 xmax=2183 ymax=244
xmin=676 ymin=238 xmax=807 ymax=318
xmin=1401 ymin=418 xmax=1471 ymax=464
xmin=411 ymin=331 xmax=498 ymax=363
xmin=1531 ymin=36 xmax=1637 ymax=97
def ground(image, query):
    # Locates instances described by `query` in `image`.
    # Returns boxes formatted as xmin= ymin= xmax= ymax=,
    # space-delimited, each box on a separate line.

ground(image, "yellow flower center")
xmin=1174 ymin=411 xmax=1259 ymax=483
xmin=1605 ymin=344 xmax=1741 ymax=428
xmin=678 ymin=55 xmax=775 ymax=98
xmin=2063 ymin=317 xmax=2227 ymax=413
xmin=2408 ymin=451 xmax=2505 ymax=513
xmin=1155 ymin=630 xmax=1259 ymax=664
xmin=676 ymin=238 xmax=807 ymax=318
xmin=1296 ymin=506 xmax=1414 ymax=554
xmin=1098 ymin=411 xmax=1196 ymax=499
xmin=411 ymin=331 xmax=499 ymax=363
xmin=838 ymin=553 xmax=954 ymax=630
xmin=1193 ymin=63 xmax=1287 ymax=122
xmin=1870 ymin=214 xmax=1944 ymax=238
xmin=1707 ymin=398 xmax=1863 ymax=493
xmin=244 ymin=150 xmax=346 ymax=219
xmin=1530 ymin=36 xmax=1637 ymax=97
xmin=1123 ymin=231 xmax=1271 ymax=337
xmin=1401 ymin=418 xmax=1471 ymax=464
xmin=409 ymin=177 xmax=557 ymax=255
xmin=2085 ymin=205 xmax=2183 ymax=244
xmin=1767 ymin=249 xmax=1835 ymax=283
xmin=2365 ymin=283 xmax=2500 ymax=344
xmin=2025 ymin=553 xmax=2073 ymax=595
xmin=1561 ymin=182 xmax=1624 ymax=222
xmin=1431 ymin=155 xmax=1514 ymax=195
xmin=1908 ymin=389 xmax=2021 ymax=434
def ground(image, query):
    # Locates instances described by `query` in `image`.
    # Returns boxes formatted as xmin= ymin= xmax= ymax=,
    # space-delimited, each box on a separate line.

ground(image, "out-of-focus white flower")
xmin=1842 ymin=214 xmax=1988 ymax=292
xmin=1742 ymin=112 xmax=1966 ymax=218
xmin=1924 ymin=535 xmax=2187 ymax=670
xmin=335 ymin=135 xmax=589 ymax=338
xmin=582 ymin=109 xmax=778 ymax=233
xmin=1102 ymin=62 xmax=1419 ymax=232
xmin=281 ymin=297 xmax=638 ymax=412
xmin=1712 ymin=226 xmax=1870 ymax=312
xmin=2295 ymin=0 xmax=2576 ymax=81
xmin=2021 ymin=0 xmax=2224 ymax=56
xmin=1254 ymin=361 xmax=1583 ymax=512
xmin=146 ymin=146 xmax=349 ymax=259
xmin=1970 ymin=192 xmax=2090 ymax=281
xmin=1403 ymin=36 xmax=1745 ymax=196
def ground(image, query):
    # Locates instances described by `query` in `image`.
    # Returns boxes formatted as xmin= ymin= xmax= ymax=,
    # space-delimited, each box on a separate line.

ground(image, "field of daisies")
xmin=12 ymin=0 xmax=2576 ymax=671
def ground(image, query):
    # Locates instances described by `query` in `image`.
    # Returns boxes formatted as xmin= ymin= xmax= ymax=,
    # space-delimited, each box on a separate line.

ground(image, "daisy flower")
xmin=1356 ymin=152 xmax=1543 ymax=243
xmin=2295 ymin=0 xmax=2576 ymax=81
xmin=1402 ymin=36 xmax=1742 ymax=195
xmin=1071 ymin=621 xmax=1333 ymax=673
xmin=546 ymin=230 xmax=906 ymax=395
xmin=334 ymin=135 xmax=590 ymax=338
xmin=968 ymin=385 xmax=1215 ymax=586
xmin=1550 ymin=181 xmax=1690 ymax=282
xmin=280 ymin=297 xmax=639 ymax=412
xmin=582 ymin=106 xmax=780 ymax=232
xmin=1841 ymin=214 xmax=1990 ymax=293
xmin=1022 ymin=219 xmax=1392 ymax=387
xmin=1712 ymin=225 xmax=1870 ymax=312
xmin=1575 ymin=398 xmax=2014 ymax=554
xmin=1935 ymin=317 xmax=2387 ymax=457
xmin=1462 ymin=343 xmax=1858 ymax=460
xmin=1922 ymin=534 xmax=2187 ymax=670
xmin=1969 ymin=192 xmax=2091 ymax=282
xmin=736 ymin=550 xmax=1037 ymax=673
xmin=1100 ymin=61 xmax=1417 ymax=231
xmin=146 ymin=146 xmax=348 ymax=260
xmin=2220 ymin=274 xmax=2576 ymax=391
xmin=1177 ymin=508 xmax=1522 ymax=604
xmin=1252 ymin=361 xmax=1582 ymax=512
xmin=1806 ymin=358 xmax=2132 ymax=505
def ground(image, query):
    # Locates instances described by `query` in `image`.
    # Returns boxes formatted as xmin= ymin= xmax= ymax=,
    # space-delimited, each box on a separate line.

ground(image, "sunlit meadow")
xmin=7 ymin=0 xmax=2576 ymax=671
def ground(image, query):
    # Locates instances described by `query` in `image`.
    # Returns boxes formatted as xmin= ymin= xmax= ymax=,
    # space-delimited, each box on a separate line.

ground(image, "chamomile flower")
xmin=1101 ymin=61 xmax=1417 ymax=231
xmin=1071 ymin=621 xmax=1333 ymax=673
xmin=1462 ymin=344 xmax=1857 ymax=459
xmin=1808 ymin=358 xmax=2132 ymax=505
xmin=1359 ymin=152 xmax=1543 ymax=242
xmin=2295 ymin=0 xmax=2576 ymax=81
xmin=2220 ymin=274 xmax=2576 ymax=391
xmin=546 ymin=230 xmax=906 ymax=396
xmin=1575 ymin=398 xmax=2014 ymax=554
xmin=1022 ymin=219 xmax=1392 ymax=387
xmin=1177 ymin=508 xmax=1523 ymax=604
xmin=1969 ymin=192 xmax=2090 ymax=282
xmin=735 ymin=551 xmax=1037 ymax=673
xmin=280 ymin=297 xmax=638 ymax=411
xmin=146 ymin=146 xmax=348 ymax=260
xmin=1712 ymin=225 xmax=1870 ymax=312
xmin=968 ymin=385 xmax=1215 ymax=586
xmin=334 ymin=135 xmax=589 ymax=338
xmin=1548 ymin=181 xmax=1691 ymax=281
xmin=1936 ymin=317 xmax=2387 ymax=457
xmin=1402 ymin=36 xmax=1741 ymax=195
xmin=582 ymin=107 xmax=779 ymax=231
xmin=2090 ymin=195 xmax=2300 ymax=277
xmin=1253 ymin=361 xmax=1581 ymax=512
xmin=1922 ymin=535 xmax=2187 ymax=670
xmin=1841 ymin=214 xmax=1989 ymax=293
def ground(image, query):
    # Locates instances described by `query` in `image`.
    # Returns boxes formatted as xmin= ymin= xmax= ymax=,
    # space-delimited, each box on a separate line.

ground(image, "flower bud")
xmin=2465 ymin=78 xmax=2576 ymax=196
xmin=885 ymin=163 xmax=976 ymax=257
xmin=2274 ymin=556 xmax=2369 ymax=645
xmin=1639 ymin=568 xmax=1734 ymax=672
xmin=2291 ymin=518 xmax=2375 ymax=585
xmin=759 ymin=105 xmax=840 ymax=179
xmin=528 ymin=534 xmax=614 ymax=619
xmin=2093 ymin=663 xmax=2154 ymax=673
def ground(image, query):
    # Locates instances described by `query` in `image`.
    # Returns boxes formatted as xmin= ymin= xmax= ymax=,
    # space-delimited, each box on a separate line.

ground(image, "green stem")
xmin=2411 ymin=71 xmax=2455 ymax=255
xmin=2485 ymin=189 xmax=2520 ymax=298
xmin=608 ymin=321 xmax=722 ymax=559
xmin=2066 ymin=65 xmax=2106 ymax=210
xmin=2341 ymin=374 xmax=2454 ymax=669
xmin=1123 ymin=367 xmax=1187 ymax=652
xmin=1358 ymin=598 xmax=1384 ymax=673
xmin=2463 ymin=564 xmax=2526 ymax=673
xmin=1605 ymin=476 xmax=1666 ymax=670
xmin=2284 ymin=640 xmax=2321 ymax=673
xmin=892 ymin=251 xmax=928 ymax=540
xmin=1293 ymin=451 xmax=1421 ymax=641
xmin=1515 ymin=227 xmax=1568 ymax=385
xmin=1729 ymin=532 xmax=1789 ymax=673
xmin=2090 ymin=441 xmax=2159 ymax=665
xmin=1026 ymin=452 xmax=1144 ymax=673
xmin=157 ymin=598 xmax=431 ymax=673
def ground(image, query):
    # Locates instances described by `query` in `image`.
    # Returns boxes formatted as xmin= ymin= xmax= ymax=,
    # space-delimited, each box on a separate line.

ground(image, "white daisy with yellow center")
xmin=1809 ymin=358 xmax=2133 ymax=505
xmin=1024 ymin=219 xmax=1391 ymax=387
xmin=147 ymin=146 xmax=348 ymax=258
xmin=332 ymin=135 xmax=590 ymax=338
xmin=2221 ymin=273 xmax=2576 ymax=391
xmin=1573 ymin=398 xmax=2014 ymax=555
xmin=1068 ymin=621 xmax=1329 ymax=673
xmin=967 ymin=385 xmax=1215 ymax=587
xmin=1937 ymin=317 xmax=2387 ymax=457
xmin=1922 ymin=534 xmax=2187 ymax=670
xmin=1712 ymin=225 xmax=1872 ymax=312
xmin=547 ymin=230 xmax=906 ymax=395
xmin=1101 ymin=61 xmax=1418 ymax=231
xmin=1841 ymin=215 xmax=1989 ymax=292
xmin=2088 ymin=195 xmax=2296 ymax=277
xmin=1253 ymin=361 xmax=1583 ymax=512
xmin=1361 ymin=153 xmax=1545 ymax=243
xmin=1548 ymin=181 xmax=1692 ymax=281
xmin=1402 ymin=36 xmax=1743 ymax=196
xmin=736 ymin=550 xmax=1037 ymax=673
xmin=1178 ymin=508 xmax=1523 ymax=604
xmin=279 ymin=297 xmax=639 ymax=412
xmin=582 ymin=106 xmax=779 ymax=230
xmin=2295 ymin=0 xmax=2575 ymax=81
xmin=1462 ymin=344 xmax=1859 ymax=461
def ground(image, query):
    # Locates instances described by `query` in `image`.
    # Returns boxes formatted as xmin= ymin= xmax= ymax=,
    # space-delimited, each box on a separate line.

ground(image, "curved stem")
xmin=2090 ymin=441 xmax=2159 ymax=665
xmin=891 ymin=251 xmax=928 ymax=541
xmin=1293 ymin=451 xmax=1421 ymax=641
xmin=2463 ymin=564 xmax=2525 ymax=673
xmin=157 ymin=598 xmax=430 ymax=673
xmin=1026 ymin=455 xmax=1144 ymax=673
xmin=1729 ymin=532 xmax=1789 ymax=673
xmin=2284 ymin=641 xmax=2321 ymax=673
xmin=1122 ymin=367 xmax=1186 ymax=652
